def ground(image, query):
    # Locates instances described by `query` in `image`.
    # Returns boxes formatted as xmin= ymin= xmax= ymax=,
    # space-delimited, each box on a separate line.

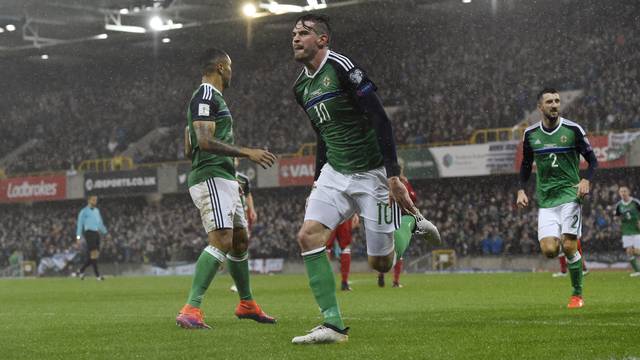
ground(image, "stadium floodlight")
xmin=242 ymin=3 xmax=258 ymax=17
xmin=149 ymin=16 xmax=164 ymax=30
xmin=96 ymin=33 xmax=109 ymax=39
xmin=0 ymin=28 xmax=4 ymax=34
xmin=119 ymin=8 xmax=129 ymax=15
xmin=6 ymin=24 xmax=16 ymax=32
xmin=162 ymin=37 xmax=171 ymax=43
xmin=41 ymin=54 xmax=49 ymax=60
xmin=148 ymin=16 xmax=182 ymax=31
xmin=462 ymin=0 xmax=472 ymax=3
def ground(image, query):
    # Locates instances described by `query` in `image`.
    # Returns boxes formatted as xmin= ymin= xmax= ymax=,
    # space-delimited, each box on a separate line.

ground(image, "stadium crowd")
xmin=1 ymin=170 xmax=636 ymax=271
xmin=1 ymin=0 xmax=638 ymax=175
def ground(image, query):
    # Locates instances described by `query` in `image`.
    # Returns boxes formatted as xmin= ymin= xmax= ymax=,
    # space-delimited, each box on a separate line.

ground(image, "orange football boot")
xmin=235 ymin=300 xmax=277 ymax=324
xmin=176 ymin=304 xmax=212 ymax=329
xmin=567 ymin=295 xmax=584 ymax=309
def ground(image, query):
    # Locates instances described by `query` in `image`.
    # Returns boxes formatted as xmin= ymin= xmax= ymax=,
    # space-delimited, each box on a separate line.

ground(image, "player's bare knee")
xmin=368 ymin=254 xmax=394 ymax=273
xmin=297 ymin=221 xmax=328 ymax=251
xmin=208 ymin=229 xmax=233 ymax=252
xmin=231 ymin=227 xmax=249 ymax=254
xmin=562 ymin=234 xmax=578 ymax=256
xmin=540 ymin=237 xmax=560 ymax=258
xmin=626 ymin=247 xmax=635 ymax=256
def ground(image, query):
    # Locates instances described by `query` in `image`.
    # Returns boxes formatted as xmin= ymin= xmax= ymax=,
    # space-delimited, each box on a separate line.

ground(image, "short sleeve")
xmin=189 ymin=85 xmax=220 ymax=121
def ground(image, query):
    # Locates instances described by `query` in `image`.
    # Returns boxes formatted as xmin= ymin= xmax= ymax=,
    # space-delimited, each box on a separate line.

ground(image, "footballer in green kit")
xmin=175 ymin=48 xmax=278 ymax=329
xmin=517 ymin=88 xmax=598 ymax=309
xmin=290 ymin=14 xmax=439 ymax=344
xmin=613 ymin=186 xmax=640 ymax=277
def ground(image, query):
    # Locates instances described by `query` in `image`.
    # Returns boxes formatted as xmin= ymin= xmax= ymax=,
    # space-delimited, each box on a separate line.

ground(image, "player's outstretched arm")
xmin=192 ymin=120 xmax=276 ymax=168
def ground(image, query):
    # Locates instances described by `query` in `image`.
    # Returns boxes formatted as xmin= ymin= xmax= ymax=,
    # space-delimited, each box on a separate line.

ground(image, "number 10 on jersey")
xmin=314 ymin=103 xmax=331 ymax=124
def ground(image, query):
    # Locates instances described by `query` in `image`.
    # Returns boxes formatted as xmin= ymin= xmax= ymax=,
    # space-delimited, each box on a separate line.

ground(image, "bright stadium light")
xmin=96 ymin=33 xmax=109 ymax=39
xmin=6 ymin=24 xmax=16 ymax=32
xmin=149 ymin=16 xmax=163 ymax=30
xmin=0 ymin=28 xmax=4 ymax=34
xmin=105 ymin=24 xmax=147 ymax=33
xmin=119 ymin=8 xmax=129 ymax=14
xmin=462 ymin=0 xmax=472 ymax=3
xmin=41 ymin=54 xmax=49 ymax=60
xmin=162 ymin=37 xmax=171 ymax=43
xmin=242 ymin=3 xmax=258 ymax=17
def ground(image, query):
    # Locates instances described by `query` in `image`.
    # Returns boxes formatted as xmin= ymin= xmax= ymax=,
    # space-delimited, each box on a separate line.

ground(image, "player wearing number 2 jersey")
xmin=517 ymin=88 xmax=598 ymax=309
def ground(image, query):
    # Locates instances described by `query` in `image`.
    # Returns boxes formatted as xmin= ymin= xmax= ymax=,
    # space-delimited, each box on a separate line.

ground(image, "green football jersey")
xmin=522 ymin=118 xmax=592 ymax=208
xmin=615 ymin=197 xmax=640 ymax=235
xmin=293 ymin=50 xmax=383 ymax=174
xmin=186 ymin=83 xmax=236 ymax=187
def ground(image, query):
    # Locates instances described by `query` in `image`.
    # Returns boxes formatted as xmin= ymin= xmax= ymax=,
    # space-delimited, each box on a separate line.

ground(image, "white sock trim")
xmin=567 ymin=252 xmax=582 ymax=264
xmin=226 ymin=253 xmax=249 ymax=262
xmin=204 ymin=245 xmax=227 ymax=263
xmin=301 ymin=247 xmax=326 ymax=257
xmin=341 ymin=248 xmax=351 ymax=255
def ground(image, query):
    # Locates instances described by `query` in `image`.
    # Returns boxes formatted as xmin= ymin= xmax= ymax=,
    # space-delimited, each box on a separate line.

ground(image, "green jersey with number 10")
xmin=293 ymin=50 xmax=383 ymax=174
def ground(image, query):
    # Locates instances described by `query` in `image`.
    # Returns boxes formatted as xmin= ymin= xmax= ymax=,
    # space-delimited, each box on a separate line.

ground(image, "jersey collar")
xmin=201 ymin=82 xmax=223 ymax=96
xmin=304 ymin=50 xmax=329 ymax=79
xmin=539 ymin=117 xmax=564 ymax=136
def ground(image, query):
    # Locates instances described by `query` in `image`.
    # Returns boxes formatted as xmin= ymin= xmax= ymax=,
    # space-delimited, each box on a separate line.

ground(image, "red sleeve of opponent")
xmin=401 ymin=178 xmax=417 ymax=204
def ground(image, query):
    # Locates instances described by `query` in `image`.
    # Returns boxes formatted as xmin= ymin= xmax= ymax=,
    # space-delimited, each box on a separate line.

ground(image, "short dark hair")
xmin=294 ymin=13 xmax=331 ymax=38
xmin=200 ymin=48 xmax=229 ymax=75
xmin=536 ymin=87 xmax=559 ymax=102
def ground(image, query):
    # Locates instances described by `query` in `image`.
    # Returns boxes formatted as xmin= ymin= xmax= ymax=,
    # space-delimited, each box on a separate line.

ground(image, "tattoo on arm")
xmin=193 ymin=121 xmax=246 ymax=157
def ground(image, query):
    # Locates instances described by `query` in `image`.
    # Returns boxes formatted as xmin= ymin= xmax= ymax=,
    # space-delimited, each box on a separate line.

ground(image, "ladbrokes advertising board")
xmin=84 ymin=169 xmax=158 ymax=196
xmin=0 ymin=175 xmax=66 ymax=203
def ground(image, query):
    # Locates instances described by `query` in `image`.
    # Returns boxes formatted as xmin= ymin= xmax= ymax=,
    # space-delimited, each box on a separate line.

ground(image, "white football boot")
xmin=291 ymin=325 xmax=349 ymax=344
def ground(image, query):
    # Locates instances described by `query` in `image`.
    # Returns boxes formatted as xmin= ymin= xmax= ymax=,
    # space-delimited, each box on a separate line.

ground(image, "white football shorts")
xmin=538 ymin=201 xmax=582 ymax=241
xmin=189 ymin=177 xmax=247 ymax=233
xmin=305 ymin=163 xmax=401 ymax=256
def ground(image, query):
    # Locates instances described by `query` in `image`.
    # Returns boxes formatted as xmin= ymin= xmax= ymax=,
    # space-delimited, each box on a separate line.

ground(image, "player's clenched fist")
xmin=245 ymin=148 xmax=277 ymax=169
xmin=516 ymin=189 xmax=529 ymax=208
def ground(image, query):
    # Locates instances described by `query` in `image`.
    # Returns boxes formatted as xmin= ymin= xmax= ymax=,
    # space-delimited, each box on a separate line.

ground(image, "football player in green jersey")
xmin=176 ymin=48 xmax=278 ymax=329
xmin=613 ymin=186 xmax=640 ymax=276
xmin=517 ymin=88 xmax=598 ymax=309
xmin=290 ymin=14 xmax=439 ymax=344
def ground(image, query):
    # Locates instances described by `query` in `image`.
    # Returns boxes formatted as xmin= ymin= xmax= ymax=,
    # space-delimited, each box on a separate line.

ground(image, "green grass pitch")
xmin=1 ymin=272 xmax=639 ymax=360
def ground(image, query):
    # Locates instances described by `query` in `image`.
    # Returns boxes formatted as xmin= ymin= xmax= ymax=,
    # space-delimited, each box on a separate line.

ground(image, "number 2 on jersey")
xmin=313 ymin=103 xmax=331 ymax=124
xmin=549 ymin=153 xmax=559 ymax=168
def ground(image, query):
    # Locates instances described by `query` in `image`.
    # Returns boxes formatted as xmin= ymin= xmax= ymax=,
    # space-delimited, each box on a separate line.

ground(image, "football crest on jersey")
xmin=322 ymin=76 xmax=331 ymax=87
xmin=560 ymin=135 xmax=568 ymax=143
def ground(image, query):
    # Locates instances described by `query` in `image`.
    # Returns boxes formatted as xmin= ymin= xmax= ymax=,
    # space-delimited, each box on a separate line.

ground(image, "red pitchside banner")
xmin=278 ymin=156 xmax=315 ymax=186
xmin=0 ymin=175 xmax=67 ymax=203
xmin=514 ymin=135 xmax=627 ymax=171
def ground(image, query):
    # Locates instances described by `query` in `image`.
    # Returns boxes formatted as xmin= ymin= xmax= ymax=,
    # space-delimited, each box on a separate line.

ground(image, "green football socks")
xmin=303 ymin=248 xmax=345 ymax=330
xmin=394 ymin=215 xmax=416 ymax=259
xmin=566 ymin=251 xmax=583 ymax=296
xmin=187 ymin=246 xmax=225 ymax=308
xmin=227 ymin=251 xmax=253 ymax=300
xmin=630 ymin=256 xmax=640 ymax=272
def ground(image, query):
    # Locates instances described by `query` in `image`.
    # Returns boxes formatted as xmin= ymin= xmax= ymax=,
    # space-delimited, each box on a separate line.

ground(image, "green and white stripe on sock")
xmin=630 ymin=256 xmax=640 ymax=272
